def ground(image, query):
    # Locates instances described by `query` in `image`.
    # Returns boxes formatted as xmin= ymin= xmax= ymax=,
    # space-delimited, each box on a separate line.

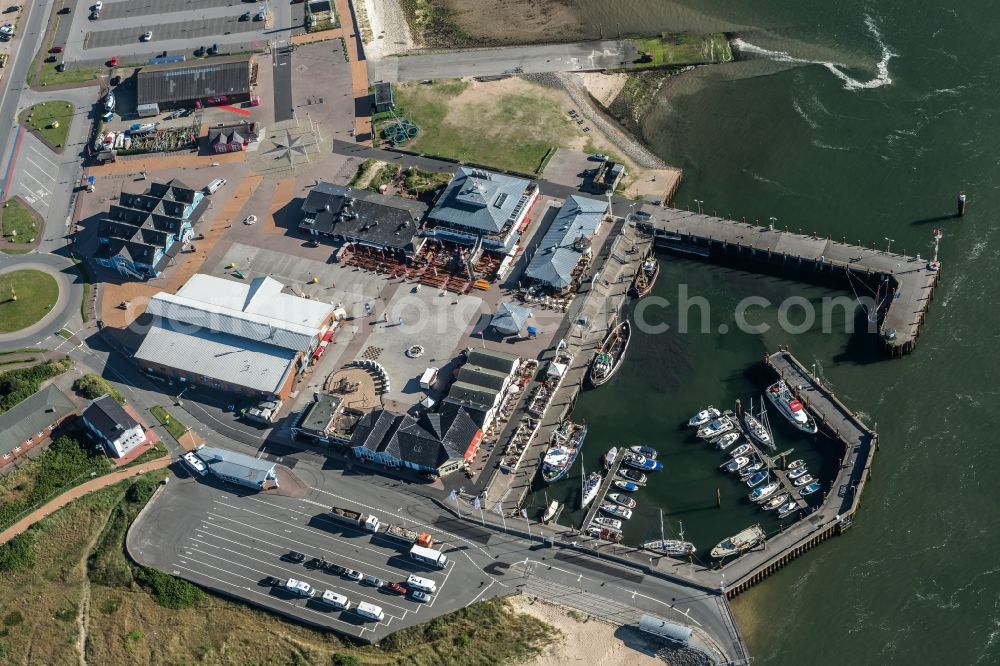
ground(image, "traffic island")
xmin=0 ymin=269 xmax=60 ymax=333
xmin=18 ymin=101 xmax=74 ymax=152
xmin=0 ymin=198 xmax=42 ymax=253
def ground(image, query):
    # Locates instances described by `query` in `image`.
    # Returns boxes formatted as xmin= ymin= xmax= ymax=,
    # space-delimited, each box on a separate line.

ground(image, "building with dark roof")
xmin=300 ymin=182 xmax=428 ymax=258
xmin=524 ymin=195 xmax=607 ymax=290
xmin=0 ymin=386 xmax=76 ymax=465
xmin=490 ymin=302 xmax=532 ymax=336
xmin=425 ymin=167 xmax=539 ymax=252
xmin=137 ymin=55 xmax=254 ymax=109
xmin=349 ymin=403 xmax=482 ymax=477
xmin=291 ymin=393 xmax=343 ymax=443
xmin=373 ymin=81 xmax=394 ymax=113
xmin=591 ymin=160 xmax=626 ymax=194
xmin=195 ymin=445 xmax=278 ymax=490
xmin=94 ymin=179 xmax=207 ymax=279
xmin=207 ymin=122 xmax=260 ymax=153
xmin=81 ymin=395 xmax=148 ymax=458
xmin=442 ymin=347 xmax=520 ymax=429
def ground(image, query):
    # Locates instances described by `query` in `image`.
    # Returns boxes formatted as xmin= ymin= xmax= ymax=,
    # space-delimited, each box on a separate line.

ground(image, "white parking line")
xmin=26 ymin=145 xmax=59 ymax=170
xmin=20 ymin=169 xmax=52 ymax=196
xmin=24 ymin=155 xmax=57 ymax=181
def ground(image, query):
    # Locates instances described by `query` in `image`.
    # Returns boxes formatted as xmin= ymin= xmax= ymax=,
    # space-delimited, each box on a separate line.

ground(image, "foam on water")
xmin=733 ymin=14 xmax=896 ymax=91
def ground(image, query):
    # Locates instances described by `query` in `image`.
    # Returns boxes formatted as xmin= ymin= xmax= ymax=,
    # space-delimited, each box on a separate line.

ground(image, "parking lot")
xmin=7 ymin=133 xmax=62 ymax=219
xmin=129 ymin=467 xmax=501 ymax=640
xmin=102 ymin=0 xmax=245 ymax=21
xmin=84 ymin=14 xmax=260 ymax=49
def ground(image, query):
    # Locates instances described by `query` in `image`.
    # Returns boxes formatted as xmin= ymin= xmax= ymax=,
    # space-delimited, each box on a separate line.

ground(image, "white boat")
xmin=592 ymin=516 xmax=622 ymax=530
xmin=710 ymin=524 xmax=766 ymax=559
xmin=793 ymin=474 xmax=814 ymax=487
xmin=713 ymin=432 xmax=741 ymax=450
xmin=629 ymin=445 xmax=658 ymax=459
xmin=642 ymin=511 xmax=696 ymax=558
xmin=580 ymin=470 xmax=602 ymax=510
xmin=766 ymin=380 xmax=818 ymax=434
xmin=777 ymin=502 xmax=799 ymax=518
xmin=608 ymin=493 xmax=636 ymax=509
xmin=542 ymin=500 xmax=560 ymax=523
xmin=613 ymin=480 xmax=639 ymax=492
xmin=762 ymin=493 xmax=789 ymax=510
xmin=799 ymin=481 xmax=821 ymax=497
xmin=618 ymin=468 xmax=647 ymax=485
xmin=738 ymin=461 xmax=764 ymax=478
xmin=749 ymin=482 xmax=779 ymax=502
xmin=730 ymin=443 xmax=752 ymax=458
xmin=600 ymin=502 xmax=633 ymax=520
xmin=623 ymin=453 xmax=663 ymax=472
xmin=743 ymin=404 xmax=772 ymax=448
xmin=744 ymin=470 xmax=768 ymax=487
xmin=697 ymin=416 xmax=734 ymax=439
xmin=603 ymin=447 xmax=619 ymax=470
xmin=688 ymin=406 xmax=721 ymax=427
xmin=787 ymin=458 xmax=806 ymax=469
xmin=788 ymin=466 xmax=809 ymax=480
xmin=722 ymin=456 xmax=749 ymax=472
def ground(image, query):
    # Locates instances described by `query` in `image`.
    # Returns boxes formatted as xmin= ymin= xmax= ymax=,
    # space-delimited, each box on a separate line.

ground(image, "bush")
xmin=135 ymin=567 xmax=204 ymax=609
xmin=0 ymin=533 xmax=35 ymax=573
xmin=332 ymin=655 xmax=362 ymax=666
xmin=0 ymin=360 xmax=70 ymax=414
xmin=2 ymin=611 xmax=23 ymax=627
xmin=72 ymin=374 xmax=125 ymax=404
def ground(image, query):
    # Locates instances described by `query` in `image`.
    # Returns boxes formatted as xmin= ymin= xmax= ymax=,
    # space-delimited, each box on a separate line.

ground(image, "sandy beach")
xmin=361 ymin=0 xmax=414 ymax=58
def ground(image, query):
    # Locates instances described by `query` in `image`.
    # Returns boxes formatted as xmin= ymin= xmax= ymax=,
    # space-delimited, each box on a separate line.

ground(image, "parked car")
xmin=89 ymin=11 xmax=99 ymax=20
xmin=383 ymin=581 xmax=407 ymax=595
xmin=240 ymin=11 xmax=251 ymax=20
xmin=590 ymin=153 xmax=609 ymax=161
xmin=193 ymin=45 xmax=205 ymax=57
xmin=410 ymin=590 xmax=431 ymax=603
xmin=255 ymin=8 xmax=265 ymax=20
xmin=140 ymin=30 xmax=152 ymax=41
xmin=207 ymin=43 xmax=219 ymax=55
xmin=2 ymin=6 xmax=19 ymax=13
xmin=305 ymin=557 xmax=325 ymax=569
xmin=284 ymin=551 xmax=306 ymax=564
xmin=363 ymin=575 xmax=385 ymax=588
xmin=343 ymin=569 xmax=363 ymax=581
xmin=243 ymin=214 xmax=257 ymax=225
xmin=45 ymin=55 xmax=57 ymax=63
xmin=262 ymin=576 xmax=282 ymax=587
xmin=55 ymin=61 xmax=66 ymax=72
xmin=322 ymin=562 xmax=346 ymax=576
xmin=48 ymin=45 xmax=64 ymax=53
xmin=110 ymin=75 xmax=121 ymax=86
xmin=94 ymin=1 xmax=103 ymax=10
xmin=58 ymin=6 xmax=71 ymax=13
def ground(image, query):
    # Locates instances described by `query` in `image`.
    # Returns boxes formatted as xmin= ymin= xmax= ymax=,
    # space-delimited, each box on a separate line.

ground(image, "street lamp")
xmin=768 ymin=216 xmax=778 ymax=230
xmin=694 ymin=199 xmax=704 ymax=215
xmin=884 ymin=237 xmax=895 ymax=254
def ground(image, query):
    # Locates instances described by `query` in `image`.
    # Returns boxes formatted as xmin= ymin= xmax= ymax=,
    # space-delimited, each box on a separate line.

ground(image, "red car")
xmin=49 ymin=45 xmax=63 ymax=53
xmin=108 ymin=56 xmax=118 ymax=66
xmin=383 ymin=581 xmax=408 ymax=595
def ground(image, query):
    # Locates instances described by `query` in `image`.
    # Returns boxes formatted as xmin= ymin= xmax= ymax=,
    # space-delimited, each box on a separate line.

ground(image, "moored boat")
xmin=632 ymin=257 xmax=660 ymax=298
xmin=600 ymin=502 xmax=633 ymax=520
xmin=592 ymin=516 xmax=622 ymax=530
xmin=710 ymin=524 xmax=766 ymax=559
xmin=623 ymin=453 xmax=663 ymax=472
xmin=777 ymin=502 xmax=799 ymax=518
xmin=580 ymin=471 xmax=602 ymax=510
xmin=629 ymin=445 xmax=658 ymax=459
xmin=643 ymin=539 xmax=696 ymax=558
xmin=589 ymin=321 xmax=631 ymax=387
xmin=722 ymin=456 xmax=749 ymax=473
xmin=749 ymin=482 xmax=779 ymax=502
xmin=739 ymin=461 xmax=764 ymax=478
xmin=688 ymin=406 xmax=721 ymax=428
xmin=586 ymin=526 xmax=623 ymax=543
xmin=788 ymin=466 xmax=809 ymax=480
xmin=697 ymin=416 xmax=735 ymax=439
xmin=713 ymin=432 xmax=741 ymax=450
xmin=800 ymin=481 xmax=821 ymax=497
xmin=603 ymin=447 xmax=619 ymax=470
xmin=745 ymin=471 xmax=767 ymax=487
xmin=618 ymin=468 xmax=647 ymax=485
xmin=792 ymin=474 xmax=814 ymax=487
xmin=614 ymin=480 xmax=639 ymax=492
xmin=743 ymin=409 xmax=772 ymax=448
xmin=766 ymin=380 xmax=818 ymax=434
xmin=787 ymin=458 xmax=806 ymax=469
xmin=762 ymin=493 xmax=789 ymax=510
xmin=542 ymin=500 xmax=560 ymax=523
xmin=730 ymin=443 xmax=752 ymax=458
xmin=608 ymin=493 xmax=636 ymax=509
xmin=540 ymin=421 xmax=587 ymax=484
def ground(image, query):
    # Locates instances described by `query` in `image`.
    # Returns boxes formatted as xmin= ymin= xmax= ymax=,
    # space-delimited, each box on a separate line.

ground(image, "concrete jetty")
xmin=637 ymin=209 xmax=940 ymax=355
xmin=578 ymin=449 xmax=626 ymax=532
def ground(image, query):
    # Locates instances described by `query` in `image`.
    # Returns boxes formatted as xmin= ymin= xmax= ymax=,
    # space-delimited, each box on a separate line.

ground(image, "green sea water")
xmin=528 ymin=1 xmax=1000 ymax=663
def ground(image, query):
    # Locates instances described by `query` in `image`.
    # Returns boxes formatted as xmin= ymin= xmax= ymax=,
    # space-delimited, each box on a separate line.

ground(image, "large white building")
xmin=135 ymin=274 xmax=337 ymax=400
xmin=81 ymin=395 xmax=148 ymax=458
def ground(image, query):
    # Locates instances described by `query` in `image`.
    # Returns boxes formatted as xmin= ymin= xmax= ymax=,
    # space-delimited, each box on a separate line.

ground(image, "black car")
xmin=262 ymin=576 xmax=282 ymax=587
xmin=110 ymin=75 xmax=121 ymax=86
xmin=193 ymin=46 xmax=205 ymax=57
xmin=285 ymin=551 xmax=305 ymax=563
xmin=322 ymin=562 xmax=345 ymax=576
xmin=305 ymin=557 xmax=325 ymax=569
xmin=240 ymin=11 xmax=251 ymax=21
xmin=207 ymin=43 xmax=218 ymax=55
xmin=58 ymin=6 xmax=71 ymax=13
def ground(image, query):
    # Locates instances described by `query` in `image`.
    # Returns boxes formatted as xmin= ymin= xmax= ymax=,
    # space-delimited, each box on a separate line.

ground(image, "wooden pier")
xmin=578 ymin=450 xmax=626 ymax=531
xmin=637 ymin=209 xmax=940 ymax=355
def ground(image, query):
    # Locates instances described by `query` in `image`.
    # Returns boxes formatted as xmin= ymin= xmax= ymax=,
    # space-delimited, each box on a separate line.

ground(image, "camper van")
xmin=409 ymin=544 xmax=448 ymax=568
xmin=284 ymin=579 xmax=314 ymax=597
xmin=205 ymin=178 xmax=227 ymax=194
xmin=355 ymin=601 xmax=384 ymax=622
xmin=405 ymin=574 xmax=437 ymax=594
xmin=319 ymin=590 xmax=350 ymax=610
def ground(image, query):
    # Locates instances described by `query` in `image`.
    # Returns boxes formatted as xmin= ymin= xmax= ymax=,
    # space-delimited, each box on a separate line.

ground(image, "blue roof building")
xmin=524 ymin=195 xmax=607 ymax=290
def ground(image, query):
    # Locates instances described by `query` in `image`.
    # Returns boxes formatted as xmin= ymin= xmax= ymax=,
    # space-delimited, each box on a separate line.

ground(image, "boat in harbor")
xmin=697 ymin=416 xmax=735 ymax=439
xmin=792 ymin=474 xmax=814 ymax=487
xmin=618 ymin=468 xmax=647 ymax=484
xmin=762 ymin=493 xmax=789 ymax=510
xmin=777 ymin=502 xmax=800 ymax=518
xmin=542 ymin=500 xmax=560 ymax=523
xmin=588 ymin=321 xmax=631 ymax=387
xmin=586 ymin=526 xmax=623 ymax=543
xmin=629 ymin=445 xmax=658 ymax=459
xmin=787 ymin=458 xmax=806 ymax=470
xmin=608 ymin=493 xmax=636 ymax=509
xmin=623 ymin=453 xmax=663 ymax=472
xmin=540 ymin=421 xmax=587 ymax=484
xmin=603 ymin=447 xmax=619 ymax=470
xmin=713 ymin=432 xmax=741 ymax=450
xmin=688 ymin=406 xmax=721 ymax=428
xmin=632 ymin=257 xmax=660 ymax=298
xmin=749 ymin=482 xmax=779 ymax=502
xmin=739 ymin=461 xmax=764 ymax=478
xmin=722 ymin=456 xmax=749 ymax=473
xmin=614 ymin=479 xmax=640 ymax=492
xmin=800 ymin=482 xmax=821 ymax=497
xmin=592 ymin=516 xmax=622 ymax=530
xmin=600 ymin=502 xmax=633 ymax=520
xmin=743 ymin=400 xmax=773 ymax=449
xmin=730 ymin=443 xmax=752 ymax=458
xmin=745 ymin=471 xmax=768 ymax=487
xmin=710 ymin=524 xmax=766 ymax=559
xmin=643 ymin=511 xmax=696 ymax=558
xmin=765 ymin=380 xmax=819 ymax=434
xmin=788 ymin=466 xmax=809 ymax=480
xmin=580 ymin=470 xmax=602 ymax=510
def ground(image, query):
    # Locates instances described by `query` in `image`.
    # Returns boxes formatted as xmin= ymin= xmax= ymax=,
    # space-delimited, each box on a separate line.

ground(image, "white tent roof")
xmin=547 ymin=361 xmax=567 ymax=378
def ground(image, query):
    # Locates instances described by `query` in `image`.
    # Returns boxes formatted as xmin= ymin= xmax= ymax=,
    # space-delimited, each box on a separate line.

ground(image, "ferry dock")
xmin=577 ymin=448 xmax=625 ymax=532
xmin=637 ymin=208 xmax=940 ymax=355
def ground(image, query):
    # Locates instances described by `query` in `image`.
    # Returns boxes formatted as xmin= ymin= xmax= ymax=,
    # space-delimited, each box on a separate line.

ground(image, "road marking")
xmin=26 ymin=146 xmax=59 ymax=170
xmin=20 ymin=169 xmax=52 ymax=196
xmin=465 ymin=580 xmax=494 ymax=607
xmin=24 ymin=154 xmax=57 ymax=180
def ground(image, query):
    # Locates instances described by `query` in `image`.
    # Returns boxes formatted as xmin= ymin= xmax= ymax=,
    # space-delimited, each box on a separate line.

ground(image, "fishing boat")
xmin=589 ymin=321 xmax=631 ymax=387
xmin=542 ymin=500 xmax=560 ymax=523
xmin=765 ymin=380 xmax=818 ymax=434
xmin=600 ymin=502 xmax=633 ymax=520
xmin=800 ymin=482 xmax=821 ymax=497
xmin=618 ymin=468 xmax=647 ymax=484
xmin=540 ymin=421 xmax=587 ymax=484
xmin=629 ymin=445 xmax=658 ymax=459
xmin=793 ymin=474 xmax=815 ymax=488
xmin=745 ymin=471 xmax=767 ymax=487
xmin=739 ymin=461 xmax=764 ymax=478
xmin=623 ymin=453 xmax=663 ymax=472
xmin=713 ymin=432 xmax=741 ymax=450
xmin=608 ymin=493 xmax=636 ymax=509
xmin=592 ymin=516 xmax=622 ymax=530
xmin=586 ymin=526 xmax=623 ymax=543
xmin=631 ymin=257 xmax=660 ymax=298
xmin=643 ymin=511 xmax=696 ymax=558
xmin=743 ymin=399 xmax=773 ymax=449
xmin=688 ymin=406 xmax=721 ymax=427
xmin=697 ymin=416 xmax=735 ymax=439
xmin=721 ymin=456 xmax=749 ymax=473
xmin=730 ymin=443 xmax=753 ymax=458
xmin=788 ymin=466 xmax=809 ymax=480
xmin=749 ymin=482 xmax=779 ymax=502
xmin=580 ymin=470 xmax=602 ymax=510
xmin=613 ymin=480 xmax=639 ymax=492
xmin=787 ymin=458 xmax=806 ymax=469
xmin=762 ymin=493 xmax=789 ymax=510
xmin=710 ymin=524 xmax=766 ymax=559
xmin=603 ymin=447 xmax=619 ymax=470
xmin=777 ymin=502 xmax=799 ymax=518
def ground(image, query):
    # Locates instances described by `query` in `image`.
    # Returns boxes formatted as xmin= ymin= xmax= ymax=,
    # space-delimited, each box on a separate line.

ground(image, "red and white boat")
xmin=765 ymin=380 xmax=818 ymax=434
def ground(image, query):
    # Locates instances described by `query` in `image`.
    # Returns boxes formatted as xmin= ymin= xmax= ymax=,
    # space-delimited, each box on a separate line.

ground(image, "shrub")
xmin=135 ymin=567 xmax=204 ymax=609
xmin=0 ymin=533 xmax=35 ymax=573
xmin=0 ymin=360 xmax=70 ymax=414
xmin=2 ymin=611 xmax=23 ymax=627
xmin=332 ymin=655 xmax=362 ymax=666
xmin=72 ymin=374 xmax=125 ymax=404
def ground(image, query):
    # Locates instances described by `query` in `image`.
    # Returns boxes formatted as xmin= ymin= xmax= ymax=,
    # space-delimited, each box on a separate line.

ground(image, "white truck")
xmin=284 ymin=579 xmax=314 ymax=597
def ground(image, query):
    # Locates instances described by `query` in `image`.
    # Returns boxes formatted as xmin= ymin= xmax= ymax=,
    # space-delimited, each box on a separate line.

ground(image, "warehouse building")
xmin=291 ymin=393 xmax=344 ymax=443
xmin=135 ymin=274 xmax=337 ymax=400
xmin=137 ymin=55 xmax=255 ymax=110
xmin=195 ymin=445 xmax=278 ymax=490
xmin=524 ymin=195 xmax=606 ymax=291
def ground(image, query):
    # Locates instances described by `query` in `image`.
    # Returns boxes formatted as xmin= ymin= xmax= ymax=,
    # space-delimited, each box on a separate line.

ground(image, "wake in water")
xmin=733 ymin=15 xmax=896 ymax=91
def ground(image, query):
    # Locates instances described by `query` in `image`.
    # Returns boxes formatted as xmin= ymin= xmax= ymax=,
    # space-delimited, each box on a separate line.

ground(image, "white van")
xmin=285 ymin=578 xmax=314 ymax=597
xmin=405 ymin=574 xmax=437 ymax=594
xmin=205 ymin=178 xmax=227 ymax=194
xmin=355 ymin=601 xmax=384 ymax=622
xmin=319 ymin=590 xmax=350 ymax=610
xmin=181 ymin=452 xmax=207 ymax=476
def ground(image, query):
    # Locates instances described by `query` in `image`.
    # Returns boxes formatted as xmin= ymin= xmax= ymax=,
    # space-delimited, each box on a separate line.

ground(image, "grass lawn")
xmin=636 ymin=32 xmax=733 ymax=67
xmin=36 ymin=61 xmax=103 ymax=87
xmin=387 ymin=79 xmax=575 ymax=175
xmin=19 ymin=101 xmax=74 ymax=150
xmin=0 ymin=198 xmax=41 ymax=242
xmin=149 ymin=406 xmax=188 ymax=441
xmin=0 ymin=270 xmax=59 ymax=333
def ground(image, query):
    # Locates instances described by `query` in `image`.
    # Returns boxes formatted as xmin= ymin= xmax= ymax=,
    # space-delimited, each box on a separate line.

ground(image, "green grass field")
xmin=0 ymin=270 xmax=59 ymax=333
xmin=386 ymin=79 xmax=575 ymax=175
xmin=0 ymin=199 xmax=40 ymax=242
xmin=19 ymin=101 xmax=74 ymax=150
xmin=149 ymin=406 xmax=188 ymax=441
xmin=635 ymin=33 xmax=733 ymax=67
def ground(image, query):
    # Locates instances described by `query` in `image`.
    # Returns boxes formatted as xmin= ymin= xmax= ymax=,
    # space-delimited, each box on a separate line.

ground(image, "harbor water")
xmin=526 ymin=1 xmax=1000 ymax=663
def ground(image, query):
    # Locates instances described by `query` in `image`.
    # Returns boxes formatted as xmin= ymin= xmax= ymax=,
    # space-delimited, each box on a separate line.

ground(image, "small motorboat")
xmin=799 ymin=481 xmax=821 ymax=496
xmin=600 ymin=502 xmax=633 ymax=520
xmin=739 ymin=461 xmax=764 ymax=478
xmin=787 ymin=459 xmax=806 ymax=469
xmin=614 ymin=480 xmax=639 ymax=493
xmin=710 ymin=524 xmax=765 ymax=559
xmin=777 ymin=502 xmax=799 ymax=518
xmin=730 ymin=443 xmax=753 ymax=458
xmin=629 ymin=445 xmax=658 ymax=459
xmin=697 ymin=417 xmax=734 ymax=439
xmin=586 ymin=526 xmax=623 ymax=543
xmin=592 ymin=516 xmax=622 ymax=530
xmin=624 ymin=453 xmax=663 ymax=472
xmin=749 ymin=482 xmax=779 ymax=502
xmin=762 ymin=493 xmax=789 ymax=510
xmin=618 ymin=468 xmax=647 ymax=484
xmin=542 ymin=501 xmax=560 ymax=523
xmin=722 ymin=456 xmax=749 ymax=473
xmin=603 ymin=447 xmax=619 ymax=469
xmin=745 ymin=471 xmax=768 ymax=487
xmin=608 ymin=493 xmax=636 ymax=509
xmin=713 ymin=432 xmax=741 ymax=450
xmin=788 ymin=466 xmax=809 ymax=480
xmin=688 ymin=406 xmax=721 ymax=427
xmin=793 ymin=474 xmax=814 ymax=487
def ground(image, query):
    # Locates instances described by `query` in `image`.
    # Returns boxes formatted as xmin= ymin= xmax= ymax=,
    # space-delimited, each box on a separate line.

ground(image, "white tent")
xmin=547 ymin=361 xmax=567 ymax=378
